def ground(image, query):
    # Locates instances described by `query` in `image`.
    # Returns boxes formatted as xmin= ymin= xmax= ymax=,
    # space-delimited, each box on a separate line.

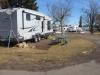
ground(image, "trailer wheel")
xmin=45 ymin=34 xmax=49 ymax=39
xmin=38 ymin=36 xmax=41 ymax=41
xmin=34 ymin=37 xmax=38 ymax=43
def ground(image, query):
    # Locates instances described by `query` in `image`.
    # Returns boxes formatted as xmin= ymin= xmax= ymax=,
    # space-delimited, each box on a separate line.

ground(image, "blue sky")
xmin=37 ymin=0 xmax=100 ymax=26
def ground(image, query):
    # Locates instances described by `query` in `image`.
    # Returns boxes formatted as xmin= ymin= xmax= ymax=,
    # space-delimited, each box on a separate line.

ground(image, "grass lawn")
xmin=0 ymin=33 xmax=96 ymax=70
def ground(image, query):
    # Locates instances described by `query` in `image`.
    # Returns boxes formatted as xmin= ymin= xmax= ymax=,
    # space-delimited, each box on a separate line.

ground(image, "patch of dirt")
xmin=27 ymin=39 xmax=52 ymax=50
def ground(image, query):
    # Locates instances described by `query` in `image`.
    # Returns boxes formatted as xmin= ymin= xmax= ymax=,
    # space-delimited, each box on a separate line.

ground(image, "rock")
xmin=31 ymin=46 xmax=36 ymax=48
xmin=16 ymin=43 xmax=23 ymax=48
xmin=82 ymin=51 xmax=89 ymax=54
xmin=16 ymin=42 xmax=29 ymax=48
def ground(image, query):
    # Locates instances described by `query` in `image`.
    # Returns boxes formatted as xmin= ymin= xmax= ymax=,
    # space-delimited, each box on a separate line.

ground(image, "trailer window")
xmin=36 ymin=16 xmax=40 ymax=20
xmin=47 ymin=21 xmax=51 ymax=30
xmin=26 ymin=13 xmax=31 ymax=20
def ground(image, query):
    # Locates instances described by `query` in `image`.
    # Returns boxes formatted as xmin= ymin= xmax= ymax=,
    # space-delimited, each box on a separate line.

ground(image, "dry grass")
xmin=94 ymin=32 xmax=100 ymax=35
xmin=47 ymin=38 xmax=96 ymax=60
xmin=0 ymin=34 xmax=96 ymax=65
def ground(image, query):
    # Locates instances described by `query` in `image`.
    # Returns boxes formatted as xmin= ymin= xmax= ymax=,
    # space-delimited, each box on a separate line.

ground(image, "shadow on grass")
xmin=0 ymin=41 xmax=17 ymax=47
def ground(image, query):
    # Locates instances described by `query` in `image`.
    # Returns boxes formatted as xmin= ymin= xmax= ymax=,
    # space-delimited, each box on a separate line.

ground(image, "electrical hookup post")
xmin=6 ymin=8 xmax=19 ymax=48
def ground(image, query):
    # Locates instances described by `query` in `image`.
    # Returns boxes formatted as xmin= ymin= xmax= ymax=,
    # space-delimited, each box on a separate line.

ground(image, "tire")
xmin=34 ymin=36 xmax=38 ymax=43
xmin=44 ymin=34 xmax=48 ymax=39
xmin=38 ymin=36 xmax=41 ymax=42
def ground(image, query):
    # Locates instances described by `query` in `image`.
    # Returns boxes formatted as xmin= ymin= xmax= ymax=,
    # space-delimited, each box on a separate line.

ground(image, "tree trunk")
xmin=60 ymin=20 xmax=64 ymax=35
xmin=90 ymin=24 xmax=94 ymax=34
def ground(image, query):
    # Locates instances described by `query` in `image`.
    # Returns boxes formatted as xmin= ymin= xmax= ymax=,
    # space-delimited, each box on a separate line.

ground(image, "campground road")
xmin=0 ymin=60 xmax=100 ymax=75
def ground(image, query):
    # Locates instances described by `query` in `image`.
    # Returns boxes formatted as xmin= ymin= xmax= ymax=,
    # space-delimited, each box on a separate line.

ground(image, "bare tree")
xmin=47 ymin=0 xmax=71 ymax=34
xmin=82 ymin=0 xmax=100 ymax=33
xmin=95 ymin=14 xmax=100 ymax=31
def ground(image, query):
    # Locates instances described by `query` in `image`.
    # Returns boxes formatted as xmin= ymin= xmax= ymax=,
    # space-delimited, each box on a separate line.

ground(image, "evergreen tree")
xmin=79 ymin=16 xmax=82 ymax=27
xmin=0 ymin=0 xmax=9 ymax=9
xmin=0 ymin=0 xmax=38 ymax=10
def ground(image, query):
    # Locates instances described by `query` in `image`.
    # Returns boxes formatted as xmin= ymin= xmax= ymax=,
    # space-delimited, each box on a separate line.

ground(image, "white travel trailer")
xmin=0 ymin=8 xmax=53 ymax=42
xmin=67 ymin=26 xmax=77 ymax=32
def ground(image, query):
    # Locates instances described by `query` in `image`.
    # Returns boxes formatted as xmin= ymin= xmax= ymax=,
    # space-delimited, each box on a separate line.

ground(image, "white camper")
xmin=0 ymin=8 xmax=53 ymax=42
